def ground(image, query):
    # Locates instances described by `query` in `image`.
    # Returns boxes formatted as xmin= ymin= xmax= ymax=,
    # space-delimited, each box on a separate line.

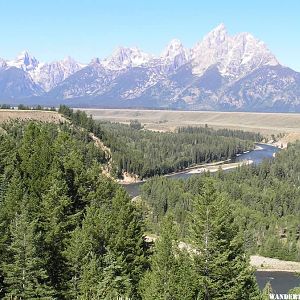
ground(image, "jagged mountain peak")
xmin=164 ymin=39 xmax=183 ymax=50
xmin=161 ymin=39 xmax=187 ymax=59
xmin=211 ymin=23 xmax=227 ymax=33
xmin=0 ymin=58 xmax=7 ymax=69
xmin=191 ymin=24 xmax=279 ymax=77
xmin=7 ymin=50 xmax=39 ymax=71
xmin=202 ymin=23 xmax=228 ymax=45
xmin=17 ymin=50 xmax=31 ymax=58
xmin=60 ymin=56 xmax=87 ymax=69
xmin=232 ymin=32 xmax=279 ymax=66
xmin=29 ymin=56 xmax=84 ymax=92
xmin=159 ymin=39 xmax=190 ymax=71
xmin=61 ymin=56 xmax=77 ymax=64
xmin=102 ymin=46 xmax=152 ymax=70
xmin=215 ymin=22 xmax=226 ymax=30
xmin=89 ymin=57 xmax=101 ymax=65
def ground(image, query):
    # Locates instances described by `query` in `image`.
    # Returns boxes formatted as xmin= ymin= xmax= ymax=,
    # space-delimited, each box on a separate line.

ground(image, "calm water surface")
xmin=256 ymin=271 xmax=300 ymax=293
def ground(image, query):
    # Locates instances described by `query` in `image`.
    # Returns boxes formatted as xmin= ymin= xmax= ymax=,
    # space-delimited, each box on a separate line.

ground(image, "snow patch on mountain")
xmin=159 ymin=39 xmax=190 ymax=72
xmin=30 ymin=57 xmax=85 ymax=91
xmin=101 ymin=47 xmax=152 ymax=70
xmin=7 ymin=51 xmax=39 ymax=71
xmin=191 ymin=23 xmax=279 ymax=78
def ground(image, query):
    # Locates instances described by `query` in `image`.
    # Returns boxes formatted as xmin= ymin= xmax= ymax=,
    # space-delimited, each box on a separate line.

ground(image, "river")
xmin=256 ymin=271 xmax=300 ymax=293
xmin=123 ymin=143 xmax=280 ymax=198
xmin=122 ymin=143 xmax=300 ymax=292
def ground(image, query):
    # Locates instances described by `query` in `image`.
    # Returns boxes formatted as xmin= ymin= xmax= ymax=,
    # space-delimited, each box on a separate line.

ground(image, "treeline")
xmin=0 ymin=120 xmax=263 ymax=299
xmin=141 ymin=142 xmax=300 ymax=261
xmin=58 ymin=105 xmax=260 ymax=179
xmin=178 ymin=125 xmax=263 ymax=141
xmin=0 ymin=104 xmax=56 ymax=111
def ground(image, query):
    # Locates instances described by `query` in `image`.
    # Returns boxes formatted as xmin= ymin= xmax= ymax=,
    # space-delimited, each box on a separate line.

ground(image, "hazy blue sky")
xmin=0 ymin=0 xmax=299 ymax=70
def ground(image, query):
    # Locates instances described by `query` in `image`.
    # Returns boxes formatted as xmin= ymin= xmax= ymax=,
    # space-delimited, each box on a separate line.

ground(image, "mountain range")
xmin=1 ymin=23 xmax=300 ymax=112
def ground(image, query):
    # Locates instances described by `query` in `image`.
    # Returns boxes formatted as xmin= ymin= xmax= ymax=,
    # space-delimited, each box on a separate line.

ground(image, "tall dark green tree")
xmin=2 ymin=200 xmax=55 ymax=299
xmin=107 ymin=189 xmax=147 ymax=299
xmin=65 ymin=188 xmax=147 ymax=299
xmin=140 ymin=214 xmax=197 ymax=300
xmin=39 ymin=169 xmax=73 ymax=296
xmin=65 ymin=204 xmax=107 ymax=299
xmin=96 ymin=249 xmax=131 ymax=300
xmin=190 ymin=179 xmax=261 ymax=300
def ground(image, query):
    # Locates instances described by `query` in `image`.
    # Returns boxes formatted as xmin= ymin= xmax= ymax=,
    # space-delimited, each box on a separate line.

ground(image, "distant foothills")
xmin=0 ymin=24 xmax=300 ymax=112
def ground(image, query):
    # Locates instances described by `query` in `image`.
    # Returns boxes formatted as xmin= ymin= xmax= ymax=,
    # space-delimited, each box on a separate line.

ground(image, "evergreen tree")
xmin=65 ymin=188 xmax=147 ymax=300
xmin=0 ymin=170 xmax=25 ymax=298
xmin=289 ymin=286 xmax=300 ymax=296
xmin=96 ymin=249 xmax=131 ymax=300
xmin=190 ymin=179 xmax=261 ymax=300
xmin=262 ymin=281 xmax=273 ymax=300
xmin=39 ymin=169 xmax=72 ymax=296
xmin=78 ymin=253 xmax=103 ymax=300
xmin=2 ymin=112 xmax=291 ymax=298
xmin=107 ymin=189 xmax=148 ymax=299
xmin=2 ymin=200 xmax=54 ymax=299
xmin=65 ymin=204 xmax=107 ymax=299
xmin=140 ymin=214 xmax=197 ymax=300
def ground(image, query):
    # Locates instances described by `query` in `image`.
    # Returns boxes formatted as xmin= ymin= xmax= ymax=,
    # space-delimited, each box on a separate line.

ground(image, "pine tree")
xmin=0 ymin=173 xmax=6 ymax=300
xmin=65 ymin=188 xmax=147 ymax=300
xmin=96 ymin=249 xmax=131 ymax=300
xmin=107 ymin=188 xmax=148 ymax=299
xmin=39 ymin=169 xmax=72 ymax=296
xmin=65 ymin=204 xmax=107 ymax=299
xmin=190 ymin=178 xmax=261 ymax=300
xmin=78 ymin=253 xmax=104 ymax=300
xmin=2 ymin=200 xmax=54 ymax=299
xmin=289 ymin=287 xmax=300 ymax=296
xmin=262 ymin=281 xmax=273 ymax=300
xmin=140 ymin=214 xmax=197 ymax=300
xmin=0 ymin=170 xmax=25 ymax=298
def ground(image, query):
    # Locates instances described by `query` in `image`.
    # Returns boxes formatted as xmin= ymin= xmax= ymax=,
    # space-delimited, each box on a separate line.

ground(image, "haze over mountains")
xmin=1 ymin=24 xmax=300 ymax=111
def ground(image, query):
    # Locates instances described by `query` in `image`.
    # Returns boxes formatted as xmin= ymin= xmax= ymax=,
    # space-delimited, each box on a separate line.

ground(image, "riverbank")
xmin=117 ymin=172 xmax=143 ymax=185
xmin=274 ymin=132 xmax=300 ymax=149
xmin=250 ymin=255 xmax=300 ymax=272
xmin=188 ymin=159 xmax=253 ymax=174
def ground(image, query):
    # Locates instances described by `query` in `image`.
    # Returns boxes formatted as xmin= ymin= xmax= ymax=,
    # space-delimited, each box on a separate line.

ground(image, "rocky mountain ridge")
xmin=0 ymin=24 xmax=299 ymax=112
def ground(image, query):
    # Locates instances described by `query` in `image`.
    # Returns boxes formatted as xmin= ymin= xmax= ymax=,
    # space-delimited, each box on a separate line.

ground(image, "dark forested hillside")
xmin=0 ymin=121 xmax=147 ymax=299
xmin=58 ymin=105 xmax=262 ymax=179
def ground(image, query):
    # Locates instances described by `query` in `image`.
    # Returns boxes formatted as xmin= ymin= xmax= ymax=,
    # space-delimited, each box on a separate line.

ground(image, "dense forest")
xmin=58 ymin=105 xmax=262 ymax=178
xmin=0 ymin=120 xmax=148 ymax=299
xmin=0 ymin=118 xmax=265 ymax=299
xmin=141 ymin=141 xmax=300 ymax=261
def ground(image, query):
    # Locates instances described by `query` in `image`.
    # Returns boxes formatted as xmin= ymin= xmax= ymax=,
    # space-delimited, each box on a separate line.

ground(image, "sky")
xmin=0 ymin=0 xmax=299 ymax=71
